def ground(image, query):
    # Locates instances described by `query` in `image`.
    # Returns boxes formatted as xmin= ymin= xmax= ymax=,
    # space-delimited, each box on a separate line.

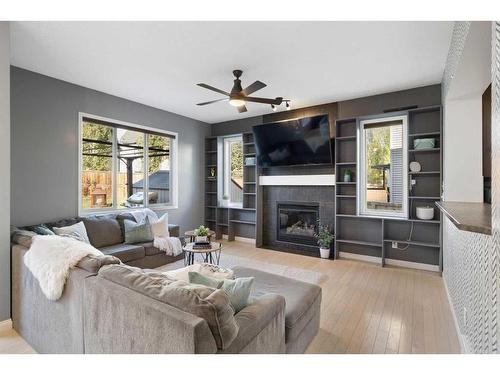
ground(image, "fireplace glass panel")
xmin=277 ymin=203 xmax=319 ymax=246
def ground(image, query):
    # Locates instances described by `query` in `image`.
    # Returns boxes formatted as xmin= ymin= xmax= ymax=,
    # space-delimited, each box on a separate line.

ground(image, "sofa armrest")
xmin=168 ymin=224 xmax=179 ymax=238
xmin=83 ymin=276 xmax=218 ymax=354
xmin=219 ymin=293 xmax=286 ymax=354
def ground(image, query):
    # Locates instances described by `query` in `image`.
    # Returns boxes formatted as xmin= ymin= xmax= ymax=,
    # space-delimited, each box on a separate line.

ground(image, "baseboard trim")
xmin=338 ymin=252 xmax=440 ymax=272
xmin=221 ymin=234 xmax=256 ymax=245
xmin=442 ymin=273 xmax=468 ymax=353
xmin=385 ymin=258 xmax=440 ymax=272
xmin=0 ymin=319 xmax=12 ymax=330
xmin=338 ymin=251 xmax=381 ymax=264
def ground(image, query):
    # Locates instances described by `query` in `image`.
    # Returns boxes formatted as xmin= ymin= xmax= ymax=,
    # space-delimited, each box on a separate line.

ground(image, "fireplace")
xmin=277 ymin=202 xmax=319 ymax=246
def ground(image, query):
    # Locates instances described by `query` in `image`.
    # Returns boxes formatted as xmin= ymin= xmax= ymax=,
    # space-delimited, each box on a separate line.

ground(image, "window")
xmin=79 ymin=114 xmax=177 ymax=213
xmin=358 ymin=115 xmax=408 ymax=218
xmin=223 ymin=136 xmax=243 ymax=206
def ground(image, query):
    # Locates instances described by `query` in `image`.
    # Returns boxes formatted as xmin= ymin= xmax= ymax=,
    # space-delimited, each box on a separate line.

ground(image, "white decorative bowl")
xmin=416 ymin=206 xmax=434 ymax=220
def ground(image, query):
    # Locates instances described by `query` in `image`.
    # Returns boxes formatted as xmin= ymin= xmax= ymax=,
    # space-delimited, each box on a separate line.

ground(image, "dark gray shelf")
xmin=409 ymin=148 xmax=440 ymax=153
xmin=383 ymin=239 xmax=440 ymax=248
xmin=336 ymin=162 xmax=357 ymax=165
xmin=336 ymin=136 xmax=356 ymax=141
xmin=336 ymin=239 xmax=382 ymax=247
xmin=336 ymin=195 xmax=356 ymax=198
xmin=336 ymin=182 xmax=356 ymax=185
xmin=409 ymin=196 xmax=440 ymax=200
xmin=230 ymin=220 xmax=256 ymax=225
xmin=409 ymin=171 xmax=440 ymax=175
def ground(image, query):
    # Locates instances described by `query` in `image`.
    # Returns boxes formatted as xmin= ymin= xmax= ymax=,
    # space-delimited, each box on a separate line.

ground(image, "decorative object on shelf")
xmin=245 ymin=156 xmax=255 ymax=166
xmin=343 ymin=169 xmax=353 ymax=182
xmin=409 ymin=161 xmax=422 ymax=172
xmin=314 ymin=223 xmax=334 ymax=259
xmin=413 ymin=138 xmax=435 ymax=150
xmin=209 ymin=167 xmax=216 ymax=178
xmin=416 ymin=206 xmax=434 ymax=220
xmin=222 ymin=194 xmax=230 ymax=207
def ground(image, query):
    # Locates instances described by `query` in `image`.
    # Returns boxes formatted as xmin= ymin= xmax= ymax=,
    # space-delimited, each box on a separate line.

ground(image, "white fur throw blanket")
xmin=24 ymin=235 xmax=103 ymax=301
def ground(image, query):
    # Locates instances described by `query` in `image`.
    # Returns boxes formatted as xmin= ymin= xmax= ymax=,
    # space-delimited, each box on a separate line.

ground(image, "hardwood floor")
xmin=0 ymin=240 xmax=461 ymax=354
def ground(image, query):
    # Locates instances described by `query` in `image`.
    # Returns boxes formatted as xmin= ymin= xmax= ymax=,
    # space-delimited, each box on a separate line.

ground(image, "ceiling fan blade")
xmin=241 ymin=80 xmax=267 ymax=96
xmin=244 ymin=96 xmax=283 ymax=105
xmin=197 ymin=83 xmax=230 ymax=96
xmin=197 ymin=98 xmax=229 ymax=106
xmin=237 ymin=105 xmax=248 ymax=113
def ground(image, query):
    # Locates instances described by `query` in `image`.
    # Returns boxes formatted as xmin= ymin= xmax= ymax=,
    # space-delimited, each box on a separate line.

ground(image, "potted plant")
xmin=194 ymin=225 xmax=210 ymax=243
xmin=314 ymin=223 xmax=333 ymax=259
xmin=222 ymin=194 xmax=230 ymax=207
xmin=344 ymin=169 xmax=353 ymax=182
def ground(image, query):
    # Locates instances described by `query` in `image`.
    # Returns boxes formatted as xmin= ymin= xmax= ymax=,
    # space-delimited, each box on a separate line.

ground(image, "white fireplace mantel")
xmin=258 ymin=174 xmax=335 ymax=186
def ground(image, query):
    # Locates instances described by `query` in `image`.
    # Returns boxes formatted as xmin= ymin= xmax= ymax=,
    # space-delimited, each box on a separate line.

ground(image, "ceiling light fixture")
xmin=285 ymin=101 xmax=291 ymax=110
xmin=229 ymin=98 xmax=246 ymax=107
xmin=271 ymin=104 xmax=277 ymax=112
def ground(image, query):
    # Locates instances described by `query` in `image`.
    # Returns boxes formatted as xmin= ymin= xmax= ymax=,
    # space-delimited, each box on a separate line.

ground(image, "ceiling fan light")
xmin=229 ymin=98 xmax=245 ymax=107
xmin=271 ymin=104 xmax=277 ymax=112
xmin=285 ymin=101 xmax=291 ymax=110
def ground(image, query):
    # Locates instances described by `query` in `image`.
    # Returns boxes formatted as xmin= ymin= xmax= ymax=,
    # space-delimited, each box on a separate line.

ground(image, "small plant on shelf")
xmin=222 ymin=194 xmax=230 ymax=207
xmin=314 ymin=223 xmax=333 ymax=259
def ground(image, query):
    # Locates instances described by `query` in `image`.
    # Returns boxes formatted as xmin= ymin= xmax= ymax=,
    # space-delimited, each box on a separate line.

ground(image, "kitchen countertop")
xmin=436 ymin=201 xmax=491 ymax=235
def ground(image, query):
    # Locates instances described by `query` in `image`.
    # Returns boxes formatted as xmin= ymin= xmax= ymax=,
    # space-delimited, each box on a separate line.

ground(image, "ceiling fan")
xmin=196 ymin=69 xmax=289 ymax=113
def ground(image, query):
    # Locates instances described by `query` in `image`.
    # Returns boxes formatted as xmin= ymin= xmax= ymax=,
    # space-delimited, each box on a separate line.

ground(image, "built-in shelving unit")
xmin=334 ymin=106 xmax=443 ymax=272
xmin=204 ymin=133 xmax=257 ymax=242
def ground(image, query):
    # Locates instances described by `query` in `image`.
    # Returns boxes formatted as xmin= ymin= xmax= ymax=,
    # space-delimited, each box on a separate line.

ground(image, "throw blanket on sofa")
xmin=131 ymin=208 xmax=182 ymax=256
xmin=24 ymin=235 xmax=103 ymax=300
xmin=153 ymin=236 xmax=183 ymax=256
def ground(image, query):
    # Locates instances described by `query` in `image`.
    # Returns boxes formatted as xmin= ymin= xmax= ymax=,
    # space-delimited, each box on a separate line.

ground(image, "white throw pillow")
xmin=53 ymin=221 xmax=90 ymax=244
xmin=151 ymin=213 xmax=169 ymax=238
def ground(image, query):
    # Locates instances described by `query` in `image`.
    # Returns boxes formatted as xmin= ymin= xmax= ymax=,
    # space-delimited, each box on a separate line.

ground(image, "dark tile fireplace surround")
xmin=262 ymin=185 xmax=335 ymax=257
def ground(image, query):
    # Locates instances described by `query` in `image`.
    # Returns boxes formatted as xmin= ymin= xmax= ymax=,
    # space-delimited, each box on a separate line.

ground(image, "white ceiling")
xmin=10 ymin=21 xmax=453 ymax=124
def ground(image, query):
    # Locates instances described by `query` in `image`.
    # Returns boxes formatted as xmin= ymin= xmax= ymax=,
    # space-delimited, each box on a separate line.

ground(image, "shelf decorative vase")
xmin=343 ymin=170 xmax=353 ymax=182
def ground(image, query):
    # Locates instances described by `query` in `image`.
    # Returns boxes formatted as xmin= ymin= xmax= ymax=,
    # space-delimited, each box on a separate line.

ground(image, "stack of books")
xmin=193 ymin=241 xmax=211 ymax=250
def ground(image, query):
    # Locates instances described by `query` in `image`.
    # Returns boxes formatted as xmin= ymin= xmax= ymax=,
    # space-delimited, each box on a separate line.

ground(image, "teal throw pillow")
xmin=123 ymin=217 xmax=153 ymax=244
xmin=220 ymin=277 xmax=254 ymax=313
xmin=188 ymin=271 xmax=224 ymax=288
xmin=188 ymin=271 xmax=254 ymax=313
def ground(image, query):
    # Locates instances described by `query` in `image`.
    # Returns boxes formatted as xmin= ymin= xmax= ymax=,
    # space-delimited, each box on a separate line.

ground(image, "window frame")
xmin=78 ymin=112 xmax=178 ymax=215
xmin=357 ymin=113 xmax=408 ymax=219
xmin=221 ymin=135 xmax=243 ymax=207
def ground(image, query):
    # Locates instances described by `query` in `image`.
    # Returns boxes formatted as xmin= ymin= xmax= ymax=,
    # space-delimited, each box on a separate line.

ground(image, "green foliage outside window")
xmin=366 ymin=127 xmax=390 ymax=187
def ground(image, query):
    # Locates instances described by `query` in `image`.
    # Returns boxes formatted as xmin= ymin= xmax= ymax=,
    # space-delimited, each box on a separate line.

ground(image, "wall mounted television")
xmin=253 ymin=114 xmax=332 ymax=167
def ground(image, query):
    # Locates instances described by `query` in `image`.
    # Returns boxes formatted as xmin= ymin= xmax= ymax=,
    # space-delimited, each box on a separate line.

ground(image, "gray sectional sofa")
xmin=11 ymin=212 xmax=322 ymax=354
xmin=21 ymin=212 xmax=183 ymax=268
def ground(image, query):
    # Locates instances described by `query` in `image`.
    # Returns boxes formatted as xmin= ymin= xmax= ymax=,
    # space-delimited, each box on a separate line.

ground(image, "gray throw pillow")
xmin=26 ymin=224 xmax=55 ymax=236
xmin=189 ymin=271 xmax=254 ymax=313
xmin=123 ymin=217 xmax=153 ymax=244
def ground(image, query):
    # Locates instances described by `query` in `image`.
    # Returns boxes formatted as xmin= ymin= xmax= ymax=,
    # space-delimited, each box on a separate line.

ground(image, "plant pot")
xmin=344 ymin=174 xmax=352 ymax=182
xmin=319 ymin=247 xmax=331 ymax=259
xmin=222 ymin=199 xmax=230 ymax=207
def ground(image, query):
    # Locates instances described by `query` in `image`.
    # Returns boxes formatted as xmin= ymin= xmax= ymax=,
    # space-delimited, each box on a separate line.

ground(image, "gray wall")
xmin=0 ymin=23 xmax=10 ymax=320
xmin=11 ymin=67 xmax=211 ymax=233
xmin=211 ymin=85 xmax=441 ymax=136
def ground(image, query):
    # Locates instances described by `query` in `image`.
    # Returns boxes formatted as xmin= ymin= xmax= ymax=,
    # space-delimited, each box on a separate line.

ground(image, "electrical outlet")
xmin=463 ymin=307 xmax=467 ymax=326
xmin=392 ymin=241 xmax=398 ymax=249
xmin=411 ymin=179 xmax=417 ymax=186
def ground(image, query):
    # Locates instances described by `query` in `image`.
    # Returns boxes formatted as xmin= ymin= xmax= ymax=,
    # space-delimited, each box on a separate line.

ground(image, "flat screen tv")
xmin=253 ymin=115 xmax=332 ymax=167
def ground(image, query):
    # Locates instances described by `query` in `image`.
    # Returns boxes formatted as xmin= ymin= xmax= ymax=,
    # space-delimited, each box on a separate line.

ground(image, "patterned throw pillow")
xmin=123 ymin=217 xmax=154 ymax=244
xmin=27 ymin=224 xmax=55 ymax=236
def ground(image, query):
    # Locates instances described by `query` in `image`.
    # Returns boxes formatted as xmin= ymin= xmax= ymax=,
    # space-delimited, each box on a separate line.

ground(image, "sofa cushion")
xmin=98 ymin=264 xmax=239 ymax=350
xmin=232 ymin=266 xmax=321 ymax=342
xmin=83 ymin=215 xmax=123 ymax=248
xmin=52 ymin=221 xmax=90 ymax=243
xmin=137 ymin=242 xmax=162 ymax=256
xmin=77 ymin=254 xmax=121 ymax=273
xmin=45 ymin=217 xmax=81 ymax=231
xmin=99 ymin=243 xmax=145 ymax=263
